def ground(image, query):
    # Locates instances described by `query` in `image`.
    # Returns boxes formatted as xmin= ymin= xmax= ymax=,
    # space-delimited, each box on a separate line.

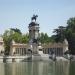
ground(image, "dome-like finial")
xmin=31 ymin=14 xmax=38 ymax=22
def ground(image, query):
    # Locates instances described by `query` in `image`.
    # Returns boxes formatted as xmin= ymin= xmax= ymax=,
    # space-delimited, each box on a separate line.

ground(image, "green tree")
xmin=21 ymin=33 xmax=29 ymax=43
xmin=12 ymin=32 xmax=22 ymax=43
xmin=39 ymin=33 xmax=45 ymax=43
xmin=3 ymin=28 xmax=29 ymax=55
xmin=53 ymin=26 xmax=66 ymax=43
xmin=52 ymin=17 xmax=75 ymax=54
xmin=3 ymin=30 xmax=13 ymax=55
xmin=66 ymin=17 xmax=75 ymax=54
xmin=39 ymin=33 xmax=54 ymax=44
xmin=10 ymin=28 xmax=22 ymax=34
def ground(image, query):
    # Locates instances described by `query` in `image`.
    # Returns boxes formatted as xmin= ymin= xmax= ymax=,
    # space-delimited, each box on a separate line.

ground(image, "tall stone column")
xmin=28 ymin=15 xmax=39 ymax=54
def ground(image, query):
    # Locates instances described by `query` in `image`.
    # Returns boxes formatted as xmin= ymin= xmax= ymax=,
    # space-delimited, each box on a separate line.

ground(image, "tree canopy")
xmin=66 ymin=17 xmax=75 ymax=54
xmin=53 ymin=17 xmax=75 ymax=54
xmin=39 ymin=33 xmax=55 ymax=44
xmin=2 ymin=17 xmax=75 ymax=55
xmin=53 ymin=26 xmax=66 ymax=43
xmin=3 ymin=28 xmax=29 ymax=55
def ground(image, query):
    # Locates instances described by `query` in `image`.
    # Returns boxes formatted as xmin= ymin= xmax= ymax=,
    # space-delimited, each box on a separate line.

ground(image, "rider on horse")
xmin=31 ymin=15 xmax=38 ymax=21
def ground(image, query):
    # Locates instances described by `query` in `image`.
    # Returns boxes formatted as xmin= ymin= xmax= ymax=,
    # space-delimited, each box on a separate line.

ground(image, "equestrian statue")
xmin=31 ymin=15 xmax=38 ymax=22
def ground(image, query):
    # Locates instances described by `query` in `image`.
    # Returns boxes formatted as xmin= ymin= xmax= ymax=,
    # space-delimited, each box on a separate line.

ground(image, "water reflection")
xmin=0 ymin=61 xmax=75 ymax=75
xmin=69 ymin=61 xmax=75 ymax=75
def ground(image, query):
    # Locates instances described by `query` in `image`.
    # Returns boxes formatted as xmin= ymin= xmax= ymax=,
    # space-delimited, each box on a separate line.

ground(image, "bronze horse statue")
xmin=31 ymin=15 xmax=38 ymax=21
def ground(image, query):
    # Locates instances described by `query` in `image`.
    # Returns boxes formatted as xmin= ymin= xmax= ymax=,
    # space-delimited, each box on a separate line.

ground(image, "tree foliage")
xmin=66 ymin=17 xmax=75 ymax=54
xmin=3 ymin=28 xmax=29 ymax=55
xmin=3 ymin=17 xmax=75 ymax=55
xmin=53 ymin=17 xmax=75 ymax=54
xmin=39 ymin=33 xmax=55 ymax=44
xmin=10 ymin=28 xmax=22 ymax=34
xmin=53 ymin=26 xmax=66 ymax=43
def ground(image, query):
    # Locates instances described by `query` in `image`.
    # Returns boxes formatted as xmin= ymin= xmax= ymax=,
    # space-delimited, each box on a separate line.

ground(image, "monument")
xmin=28 ymin=15 xmax=40 ymax=54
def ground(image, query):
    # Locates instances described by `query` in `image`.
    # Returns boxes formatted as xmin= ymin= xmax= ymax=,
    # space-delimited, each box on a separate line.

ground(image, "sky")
xmin=0 ymin=0 xmax=75 ymax=36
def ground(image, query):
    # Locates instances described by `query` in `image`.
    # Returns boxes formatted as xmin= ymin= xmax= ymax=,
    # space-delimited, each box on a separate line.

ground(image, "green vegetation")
xmin=2 ymin=17 xmax=75 ymax=55
xmin=3 ymin=28 xmax=29 ymax=55
xmin=3 ymin=28 xmax=52 ymax=55
xmin=53 ymin=26 xmax=66 ymax=43
xmin=53 ymin=17 xmax=75 ymax=54
xmin=66 ymin=17 xmax=75 ymax=54
xmin=39 ymin=33 xmax=55 ymax=44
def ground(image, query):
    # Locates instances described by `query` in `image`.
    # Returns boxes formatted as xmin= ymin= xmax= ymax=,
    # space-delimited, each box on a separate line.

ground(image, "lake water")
xmin=0 ymin=61 xmax=75 ymax=75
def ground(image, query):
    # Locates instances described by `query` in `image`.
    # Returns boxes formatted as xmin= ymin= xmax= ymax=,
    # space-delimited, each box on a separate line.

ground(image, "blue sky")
xmin=0 ymin=0 xmax=75 ymax=36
